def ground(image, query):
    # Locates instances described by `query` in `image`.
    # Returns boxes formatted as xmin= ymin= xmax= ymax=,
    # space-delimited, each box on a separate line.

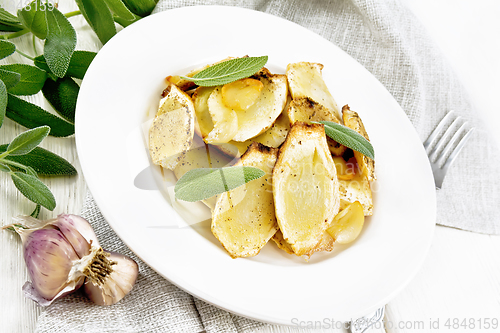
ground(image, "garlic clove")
xmin=83 ymin=251 xmax=139 ymax=305
xmin=23 ymin=228 xmax=84 ymax=302
xmin=52 ymin=214 xmax=100 ymax=258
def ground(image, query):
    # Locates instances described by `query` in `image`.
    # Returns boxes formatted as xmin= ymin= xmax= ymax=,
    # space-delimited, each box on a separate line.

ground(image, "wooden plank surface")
xmin=1 ymin=1 xmax=500 ymax=333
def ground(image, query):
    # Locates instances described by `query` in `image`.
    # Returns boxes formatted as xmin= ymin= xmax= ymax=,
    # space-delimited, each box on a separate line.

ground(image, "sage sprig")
xmin=175 ymin=166 xmax=265 ymax=202
xmin=312 ymin=121 xmax=375 ymax=160
xmin=0 ymin=126 xmax=58 ymax=211
xmin=180 ymin=56 xmax=268 ymax=87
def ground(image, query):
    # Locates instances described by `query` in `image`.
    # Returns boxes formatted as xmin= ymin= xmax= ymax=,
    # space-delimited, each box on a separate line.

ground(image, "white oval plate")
xmin=76 ymin=5 xmax=436 ymax=326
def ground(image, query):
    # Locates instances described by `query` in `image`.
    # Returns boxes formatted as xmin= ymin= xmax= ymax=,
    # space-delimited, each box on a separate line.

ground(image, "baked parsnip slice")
xmin=286 ymin=62 xmax=340 ymax=119
xmin=149 ymin=83 xmax=195 ymax=169
xmin=211 ymin=143 xmax=279 ymax=258
xmin=342 ymin=105 xmax=375 ymax=181
xmin=273 ymin=122 xmax=340 ymax=256
xmin=287 ymin=97 xmax=346 ymax=157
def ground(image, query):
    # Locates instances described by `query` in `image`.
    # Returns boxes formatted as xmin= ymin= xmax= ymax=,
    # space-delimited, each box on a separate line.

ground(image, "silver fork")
xmin=349 ymin=306 xmax=385 ymax=333
xmin=423 ymin=111 xmax=475 ymax=189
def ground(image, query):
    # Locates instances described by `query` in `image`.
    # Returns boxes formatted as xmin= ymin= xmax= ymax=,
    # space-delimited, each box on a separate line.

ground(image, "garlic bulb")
xmin=5 ymin=214 xmax=138 ymax=306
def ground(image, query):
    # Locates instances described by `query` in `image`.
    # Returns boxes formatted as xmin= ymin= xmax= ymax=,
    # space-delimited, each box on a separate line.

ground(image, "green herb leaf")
xmin=313 ymin=121 xmax=375 ymax=160
xmin=11 ymin=171 xmax=56 ymax=210
xmin=121 ymin=0 xmax=157 ymax=17
xmin=0 ymin=7 xmax=21 ymax=25
xmin=30 ymin=204 xmax=41 ymax=218
xmin=0 ymin=40 xmax=16 ymax=60
xmin=7 ymin=125 xmax=50 ymax=156
xmin=42 ymin=77 xmax=78 ymax=123
xmin=0 ymin=79 xmax=7 ymax=128
xmin=34 ymin=51 xmax=97 ymax=79
xmin=0 ymin=22 xmax=24 ymax=32
xmin=6 ymin=94 xmax=74 ymax=137
xmin=44 ymin=7 xmax=77 ymax=78
xmin=180 ymin=56 xmax=268 ymax=87
xmin=175 ymin=166 xmax=265 ymax=202
xmin=0 ymin=64 xmax=46 ymax=95
xmin=104 ymin=0 xmax=136 ymax=21
xmin=17 ymin=0 xmax=48 ymax=39
xmin=0 ymin=162 xmax=10 ymax=172
xmin=0 ymin=68 xmax=21 ymax=89
xmin=75 ymin=0 xmax=116 ymax=45
xmin=0 ymin=145 xmax=77 ymax=176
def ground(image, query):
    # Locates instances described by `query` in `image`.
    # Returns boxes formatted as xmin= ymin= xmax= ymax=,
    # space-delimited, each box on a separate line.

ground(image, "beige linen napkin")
xmin=36 ymin=0 xmax=500 ymax=332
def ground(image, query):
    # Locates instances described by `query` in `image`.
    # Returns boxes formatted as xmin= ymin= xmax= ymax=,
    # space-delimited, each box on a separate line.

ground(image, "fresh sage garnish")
xmin=0 ymin=64 xmax=47 ymax=96
xmin=0 ymin=80 xmax=7 ymax=127
xmin=17 ymin=0 xmax=48 ymax=39
xmin=76 ymin=0 xmax=117 ymax=45
xmin=34 ymin=51 xmax=97 ymax=80
xmin=5 ymin=125 xmax=50 ymax=156
xmin=175 ymin=166 xmax=265 ymax=202
xmin=0 ymin=68 xmax=21 ymax=89
xmin=121 ymin=0 xmax=157 ymax=17
xmin=0 ymin=7 xmax=20 ymax=25
xmin=0 ymin=145 xmax=77 ymax=176
xmin=0 ymin=40 xmax=16 ymax=59
xmin=180 ymin=56 xmax=268 ymax=87
xmin=42 ymin=77 xmax=79 ymax=123
xmin=6 ymin=94 xmax=75 ymax=137
xmin=313 ymin=121 xmax=375 ymax=160
xmin=11 ymin=171 xmax=56 ymax=210
xmin=44 ymin=7 xmax=77 ymax=78
xmin=104 ymin=0 xmax=137 ymax=21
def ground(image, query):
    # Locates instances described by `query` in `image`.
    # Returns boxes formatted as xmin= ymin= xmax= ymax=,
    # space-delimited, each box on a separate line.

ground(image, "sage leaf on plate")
xmin=313 ymin=121 xmax=375 ymax=160
xmin=17 ymin=0 xmax=48 ymax=39
xmin=0 ymin=40 xmax=16 ymax=60
xmin=6 ymin=125 xmax=50 ymax=156
xmin=0 ymin=144 xmax=77 ymax=176
xmin=34 ymin=51 xmax=97 ymax=80
xmin=0 ymin=64 xmax=47 ymax=96
xmin=42 ymin=77 xmax=79 ymax=123
xmin=44 ymin=7 xmax=77 ymax=78
xmin=104 ymin=0 xmax=136 ymax=21
xmin=121 ymin=0 xmax=157 ymax=17
xmin=0 ymin=80 xmax=7 ymax=127
xmin=75 ymin=0 xmax=116 ymax=45
xmin=6 ymin=94 xmax=75 ymax=137
xmin=180 ymin=56 xmax=268 ymax=87
xmin=11 ymin=171 xmax=56 ymax=210
xmin=0 ymin=68 xmax=21 ymax=89
xmin=175 ymin=166 xmax=265 ymax=202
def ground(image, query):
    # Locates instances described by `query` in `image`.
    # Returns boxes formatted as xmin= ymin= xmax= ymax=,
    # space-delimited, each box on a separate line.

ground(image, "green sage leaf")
xmin=34 ymin=51 xmax=97 ymax=79
xmin=42 ymin=77 xmax=78 ymax=123
xmin=0 ymin=162 xmax=10 ymax=172
xmin=175 ymin=166 xmax=265 ymax=202
xmin=0 ymin=79 xmax=7 ymax=127
xmin=313 ymin=121 xmax=375 ymax=160
xmin=0 ymin=144 xmax=77 ymax=176
xmin=121 ymin=0 xmax=157 ymax=17
xmin=0 ymin=64 xmax=47 ymax=95
xmin=180 ymin=56 xmax=268 ymax=87
xmin=0 ymin=40 xmax=16 ymax=59
xmin=104 ymin=0 xmax=136 ymax=21
xmin=17 ymin=0 xmax=48 ymax=39
xmin=44 ymin=7 xmax=77 ymax=78
xmin=11 ymin=171 xmax=56 ymax=210
xmin=75 ymin=0 xmax=116 ymax=45
xmin=0 ymin=7 xmax=20 ymax=25
xmin=30 ymin=204 xmax=41 ymax=218
xmin=0 ymin=22 xmax=24 ymax=32
xmin=7 ymin=125 xmax=50 ymax=156
xmin=0 ymin=68 xmax=21 ymax=89
xmin=6 ymin=94 xmax=74 ymax=137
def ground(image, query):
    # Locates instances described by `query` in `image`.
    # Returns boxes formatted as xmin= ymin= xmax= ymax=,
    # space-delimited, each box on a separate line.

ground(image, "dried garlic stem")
xmin=83 ymin=248 xmax=117 ymax=285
